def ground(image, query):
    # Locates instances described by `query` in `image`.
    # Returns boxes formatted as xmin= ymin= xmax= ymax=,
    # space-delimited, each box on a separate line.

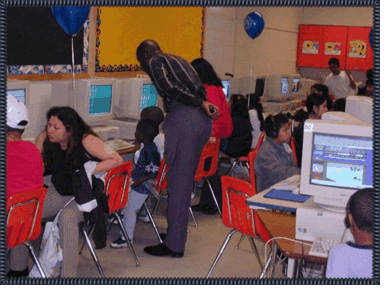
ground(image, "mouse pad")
xmin=264 ymin=189 xmax=311 ymax=203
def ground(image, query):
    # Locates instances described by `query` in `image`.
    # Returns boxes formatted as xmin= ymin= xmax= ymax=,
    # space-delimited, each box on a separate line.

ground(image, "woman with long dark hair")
xmin=35 ymin=106 xmax=123 ymax=277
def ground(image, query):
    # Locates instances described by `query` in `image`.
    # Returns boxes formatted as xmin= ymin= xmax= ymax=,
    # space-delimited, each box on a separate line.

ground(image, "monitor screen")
xmin=310 ymin=132 xmax=373 ymax=190
xmin=281 ymin=77 xmax=289 ymax=95
xmin=89 ymin=85 xmax=113 ymax=115
xmin=140 ymin=83 xmax=158 ymax=110
xmin=255 ymin=78 xmax=265 ymax=98
xmin=292 ymin=78 xmax=300 ymax=93
xmin=7 ymin=89 xmax=26 ymax=105
xmin=221 ymin=80 xmax=230 ymax=99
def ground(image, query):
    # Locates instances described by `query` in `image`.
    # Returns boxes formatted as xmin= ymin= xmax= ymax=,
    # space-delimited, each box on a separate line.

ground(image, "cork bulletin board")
xmin=95 ymin=7 xmax=205 ymax=72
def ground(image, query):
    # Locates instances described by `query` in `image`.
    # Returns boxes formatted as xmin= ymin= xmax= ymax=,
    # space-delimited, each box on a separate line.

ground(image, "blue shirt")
xmin=131 ymin=143 xmax=160 ymax=195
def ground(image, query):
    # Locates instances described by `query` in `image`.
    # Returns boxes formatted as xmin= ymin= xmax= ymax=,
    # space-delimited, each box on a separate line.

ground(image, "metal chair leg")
xmin=113 ymin=211 xmax=140 ymax=267
xmin=226 ymin=159 xmax=239 ymax=176
xmin=248 ymin=235 xmax=264 ymax=270
xmin=206 ymin=178 xmax=222 ymax=216
xmin=189 ymin=207 xmax=198 ymax=228
xmin=206 ymin=229 xmax=237 ymax=278
xmin=24 ymin=242 xmax=46 ymax=278
xmin=79 ymin=222 xmax=96 ymax=255
xmin=235 ymin=234 xmax=246 ymax=249
xmin=79 ymin=222 xmax=105 ymax=278
xmin=143 ymin=202 xmax=163 ymax=243
xmin=151 ymin=190 xmax=164 ymax=215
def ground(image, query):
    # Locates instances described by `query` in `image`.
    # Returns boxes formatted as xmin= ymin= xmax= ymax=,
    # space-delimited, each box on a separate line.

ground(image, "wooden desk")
xmin=116 ymin=146 xmax=136 ymax=155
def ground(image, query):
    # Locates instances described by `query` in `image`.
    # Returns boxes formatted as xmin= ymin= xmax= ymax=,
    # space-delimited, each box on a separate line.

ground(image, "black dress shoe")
xmin=6 ymin=268 xmax=29 ymax=277
xmin=191 ymin=204 xmax=208 ymax=212
xmin=144 ymin=244 xmax=184 ymax=258
xmin=159 ymin=233 xmax=167 ymax=241
xmin=201 ymin=207 xmax=219 ymax=215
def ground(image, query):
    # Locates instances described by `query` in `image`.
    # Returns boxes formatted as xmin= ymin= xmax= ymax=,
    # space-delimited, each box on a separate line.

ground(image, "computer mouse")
xmin=292 ymin=187 xmax=300 ymax=195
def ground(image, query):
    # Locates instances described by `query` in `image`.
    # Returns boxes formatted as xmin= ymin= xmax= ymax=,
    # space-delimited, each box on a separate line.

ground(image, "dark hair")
xmin=247 ymin=93 xmax=264 ymax=132
xmin=229 ymin=94 xmax=251 ymax=122
xmin=328 ymin=58 xmax=340 ymax=67
xmin=311 ymin=84 xmax=333 ymax=110
xmin=6 ymin=125 xmax=24 ymax=134
xmin=191 ymin=58 xmax=223 ymax=87
xmin=365 ymin=79 xmax=373 ymax=86
xmin=140 ymin=106 xmax=164 ymax=126
xmin=264 ymin=113 xmax=289 ymax=138
xmin=348 ymin=188 xmax=374 ymax=233
xmin=366 ymin=69 xmax=373 ymax=80
xmin=136 ymin=119 xmax=159 ymax=143
xmin=306 ymin=93 xmax=328 ymax=115
xmin=42 ymin=106 xmax=98 ymax=171
xmin=333 ymin=98 xmax=346 ymax=112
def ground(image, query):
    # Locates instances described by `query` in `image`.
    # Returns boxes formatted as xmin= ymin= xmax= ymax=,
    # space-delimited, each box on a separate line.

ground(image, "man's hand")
xmin=346 ymin=70 xmax=356 ymax=89
xmin=202 ymin=101 xmax=220 ymax=119
xmin=208 ymin=136 xmax=217 ymax=144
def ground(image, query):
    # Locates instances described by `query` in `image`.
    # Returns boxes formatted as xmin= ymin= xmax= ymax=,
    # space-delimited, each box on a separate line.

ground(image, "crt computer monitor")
xmin=239 ymin=75 xmax=266 ymax=97
xmin=290 ymin=74 xmax=301 ymax=95
xmin=345 ymin=96 xmax=373 ymax=124
xmin=221 ymin=79 xmax=231 ymax=99
xmin=7 ymin=79 xmax=30 ymax=106
xmin=74 ymin=79 xmax=117 ymax=127
xmin=300 ymin=119 xmax=373 ymax=211
xmin=264 ymin=74 xmax=291 ymax=101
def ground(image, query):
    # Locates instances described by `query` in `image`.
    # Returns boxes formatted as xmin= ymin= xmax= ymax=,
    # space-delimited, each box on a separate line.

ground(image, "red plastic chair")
xmin=79 ymin=161 xmax=140 ymax=278
xmin=206 ymin=176 xmax=271 ymax=278
xmin=247 ymin=148 xmax=259 ymax=192
xmin=7 ymin=187 xmax=47 ymax=278
xmin=194 ymin=140 xmax=222 ymax=216
xmin=290 ymin=137 xmax=298 ymax=166
xmin=255 ymin=131 xmax=266 ymax=151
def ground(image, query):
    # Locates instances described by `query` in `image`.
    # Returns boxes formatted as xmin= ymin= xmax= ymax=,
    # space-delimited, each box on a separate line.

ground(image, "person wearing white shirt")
xmin=324 ymin=58 xmax=356 ymax=99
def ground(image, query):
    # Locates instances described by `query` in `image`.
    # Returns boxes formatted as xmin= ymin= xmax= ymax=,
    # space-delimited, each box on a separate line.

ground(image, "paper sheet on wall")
xmin=349 ymin=39 xmax=367 ymax=58
xmin=325 ymin=42 xmax=342 ymax=55
xmin=302 ymin=40 xmax=319 ymax=54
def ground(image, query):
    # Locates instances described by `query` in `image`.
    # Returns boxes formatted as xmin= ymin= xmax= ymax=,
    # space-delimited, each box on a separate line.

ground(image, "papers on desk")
xmin=264 ymin=189 xmax=311 ymax=203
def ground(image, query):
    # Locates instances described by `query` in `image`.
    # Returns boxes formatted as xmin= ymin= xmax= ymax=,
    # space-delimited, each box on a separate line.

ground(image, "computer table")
xmin=246 ymin=177 xmax=328 ymax=278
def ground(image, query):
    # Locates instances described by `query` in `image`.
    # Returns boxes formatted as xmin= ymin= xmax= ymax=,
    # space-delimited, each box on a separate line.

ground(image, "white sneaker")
xmin=138 ymin=215 xmax=151 ymax=223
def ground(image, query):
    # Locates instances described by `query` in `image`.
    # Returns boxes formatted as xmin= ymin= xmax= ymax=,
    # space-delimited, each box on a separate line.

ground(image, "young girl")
xmin=254 ymin=113 xmax=300 ymax=193
xmin=248 ymin=93 xmax=265 ymax=149
xmin=35 ymin=106 xmax=123 ymax=277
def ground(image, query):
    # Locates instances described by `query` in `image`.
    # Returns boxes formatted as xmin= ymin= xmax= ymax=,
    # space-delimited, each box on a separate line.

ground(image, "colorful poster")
xmin=302 ymin=40 xmax=319 ymax=54
xmin=325 ymin=42 xmax=342 ymax=55
xmin=349 ymin=39 xmax=367 ymax=58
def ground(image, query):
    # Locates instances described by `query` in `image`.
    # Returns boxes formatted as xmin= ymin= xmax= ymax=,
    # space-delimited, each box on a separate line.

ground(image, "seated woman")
xmin=190 ymin=58 xmax=233 ymax=215
xmin=6 ymin=94 xmax=44 ymax=277
xmin=35 ymin=106 xmax=123 ymax=277
xmin=254 ymin=113 xmax=300 ymax=193
xmin=292 ymin=93 xmax=328 ymax=167
xmin=248 ymin=93 xmax=265 ymax=149
xmin=311 ymin=83 xmax=333 ymax=111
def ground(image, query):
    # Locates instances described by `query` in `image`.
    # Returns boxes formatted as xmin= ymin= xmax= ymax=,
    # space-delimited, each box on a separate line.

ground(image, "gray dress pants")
xmin=162 ymin=105 xmax=212 ymax=252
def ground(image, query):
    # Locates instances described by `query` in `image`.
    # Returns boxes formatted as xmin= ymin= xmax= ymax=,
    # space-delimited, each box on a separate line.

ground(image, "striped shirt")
xmin=147 ymin=53 xmax=207 ymax=112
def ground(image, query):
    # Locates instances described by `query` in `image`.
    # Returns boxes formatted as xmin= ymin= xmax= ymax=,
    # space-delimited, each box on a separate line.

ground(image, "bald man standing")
xmin=136 ymin=40 xmax=218 ymax=257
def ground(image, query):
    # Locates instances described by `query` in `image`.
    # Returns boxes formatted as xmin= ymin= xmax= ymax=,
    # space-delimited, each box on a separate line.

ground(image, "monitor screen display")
xmin=255 ymin=78 xmax=265 ymax=98
xmin=281 ymin=77 xmax=289 ymax=95
xmin=7 ymin=89 xmax=26 ymax=105
xmin=310 ymin=132 xmax=373 ymax=190
xmin=140 ymin=84 xmax=158 ymax=110
xmin=89 ymin=85 xmax=112 ymax=115
xmin=221 ymin=80 xmax=230 ymax=99
xmin=292 ymin=78 xmax=300 ymax=93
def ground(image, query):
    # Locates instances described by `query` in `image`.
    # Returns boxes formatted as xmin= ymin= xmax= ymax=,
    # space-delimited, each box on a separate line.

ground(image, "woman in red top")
xmin=191 ymin=58 xmax=233 ymax=214
xmin=6 ymin=94 xmax=44 ymax=277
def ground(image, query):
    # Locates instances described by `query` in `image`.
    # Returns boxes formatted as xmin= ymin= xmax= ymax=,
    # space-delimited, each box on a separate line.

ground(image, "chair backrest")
xmin=254 ymin=131 xmax=266 ymax=151
xmin=104 ymin=161 xmax=133 ymax=214
xmin=6 ymin=186 xmax=47 ymax=248
xmin=221 ymin=176 xmax=271 ymax=242
xmin=247 ymin=148 xmax=259 ymax=192
xmin=290 ymin=137 xmax=298 ymax=166
xmin=154 ymin=158 xmax=168 ymax=192
xmin=194 ymin=140 xmax=221 ymax=182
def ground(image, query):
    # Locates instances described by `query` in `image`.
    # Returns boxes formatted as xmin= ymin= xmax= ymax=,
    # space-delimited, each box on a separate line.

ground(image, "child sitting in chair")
xmin=111 ymin=119 xmax=161 ymax=248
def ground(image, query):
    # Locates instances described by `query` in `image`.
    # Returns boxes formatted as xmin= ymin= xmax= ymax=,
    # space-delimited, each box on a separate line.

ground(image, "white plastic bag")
xmin=29 ymin=198 xmax=74 ymax=278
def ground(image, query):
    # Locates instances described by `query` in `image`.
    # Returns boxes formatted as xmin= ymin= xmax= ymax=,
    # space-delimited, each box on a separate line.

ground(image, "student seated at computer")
xmin=310 ymin=83 xmax=334 ymax=111
xmin=292 ymin=93 xmax=328 ymax=168
xmin=35 ymin=106 xmax=123 ymax=277
xmin=254 ymin=113 xmax=300 ymax=193
xmin=111 ymin=119 xmax=160 ymax=248
xmin=6 ymin=94 xmax=44 ymax=278
xmin=326 ymin=188 xmax=373 ymax=278
xmin=248 ymin=93 xmax=265 ymax=149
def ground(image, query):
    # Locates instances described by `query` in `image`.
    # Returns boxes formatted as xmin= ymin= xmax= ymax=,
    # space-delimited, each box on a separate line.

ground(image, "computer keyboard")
xmin=273 ymin=174 xmax=301 ymax=191
xmin=308 ymin=237 xmax=341 ymax=258
xmin=105 ymin=139 xmax=135 ymax=151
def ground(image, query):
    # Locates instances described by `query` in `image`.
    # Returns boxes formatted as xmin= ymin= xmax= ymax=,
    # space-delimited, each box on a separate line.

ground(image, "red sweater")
xmin=204 ymin=84 xmax=233 ymax=139
xmin=7 ymin=141 xmax=44 ymax=197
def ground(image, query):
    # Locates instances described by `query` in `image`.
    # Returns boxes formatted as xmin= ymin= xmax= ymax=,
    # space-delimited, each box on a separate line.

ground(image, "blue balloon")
xmin=244 ymin=12 xmax=265 ymax=40
xmin=52 ymin=7 xmax=90 ymax=36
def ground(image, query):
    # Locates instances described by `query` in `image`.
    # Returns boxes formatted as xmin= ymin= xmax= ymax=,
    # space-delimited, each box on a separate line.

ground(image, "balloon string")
xmin=248 ymin=50 xmax=254 ymax=108
xmin=71 ymin=36 xmax=76 ymax=110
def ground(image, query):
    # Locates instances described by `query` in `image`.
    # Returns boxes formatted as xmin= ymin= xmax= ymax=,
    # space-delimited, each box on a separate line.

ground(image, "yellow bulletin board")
xmin=96 ymin=7 xmax=205 ymax=72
